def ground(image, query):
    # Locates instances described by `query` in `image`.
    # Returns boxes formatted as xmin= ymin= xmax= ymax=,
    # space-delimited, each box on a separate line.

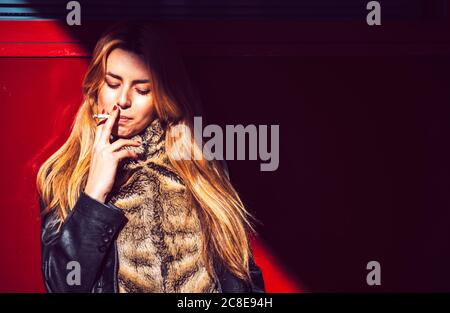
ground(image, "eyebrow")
xmin=106 ymin=71 xmax=150 ymax=84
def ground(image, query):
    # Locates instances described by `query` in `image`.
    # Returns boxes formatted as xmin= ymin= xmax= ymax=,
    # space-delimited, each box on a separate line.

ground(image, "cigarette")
xmin=92 ymin=113 xmax=110 ymax=119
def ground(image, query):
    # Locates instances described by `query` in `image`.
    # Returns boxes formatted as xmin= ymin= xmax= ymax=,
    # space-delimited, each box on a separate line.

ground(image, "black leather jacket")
xmin=40 ymin=191 xmax=265 ymax=293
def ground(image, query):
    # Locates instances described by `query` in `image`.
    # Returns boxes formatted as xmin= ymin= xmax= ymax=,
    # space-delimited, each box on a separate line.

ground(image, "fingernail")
xmin=113 ymin=105 xmax=117 ymax=111
xmin=101 ymin=109 xmax=105 ymax=114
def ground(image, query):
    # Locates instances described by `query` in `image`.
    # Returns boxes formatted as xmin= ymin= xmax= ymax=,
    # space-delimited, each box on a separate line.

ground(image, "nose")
xmin=117 ymin=88 xmax=131 ymax=109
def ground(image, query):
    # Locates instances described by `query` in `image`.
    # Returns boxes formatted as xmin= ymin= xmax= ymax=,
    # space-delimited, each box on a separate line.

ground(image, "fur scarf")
xmin=107 ymin=118 xmax=219 ymax=293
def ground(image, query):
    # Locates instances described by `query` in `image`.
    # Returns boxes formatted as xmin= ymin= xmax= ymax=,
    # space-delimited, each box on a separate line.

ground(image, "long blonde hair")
xmin=36 ymin=21 xmax=257 ymax=282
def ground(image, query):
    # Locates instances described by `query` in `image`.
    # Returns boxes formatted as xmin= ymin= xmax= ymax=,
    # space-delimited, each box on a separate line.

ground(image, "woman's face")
xmin=97 ymin=48 xmax=155 ymax=138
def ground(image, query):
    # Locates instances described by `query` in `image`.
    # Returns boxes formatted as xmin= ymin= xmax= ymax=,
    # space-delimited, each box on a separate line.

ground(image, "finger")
xmin=96 ymin=118 xmax=107 ymax=128
xmin=114 ymin=149 xmax=138 ymax=162
xmin=100 ymin=106 xmax=120 ymax=144
xmin=109 ymin=138 xmax=142 ymax=152
xmin=93 ymin=122 xmax=105 ymax=148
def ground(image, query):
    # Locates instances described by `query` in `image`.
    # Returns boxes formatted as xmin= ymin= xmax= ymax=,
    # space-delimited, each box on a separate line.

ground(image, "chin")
xmin=115 ymin=126 xmax=134 ymax=139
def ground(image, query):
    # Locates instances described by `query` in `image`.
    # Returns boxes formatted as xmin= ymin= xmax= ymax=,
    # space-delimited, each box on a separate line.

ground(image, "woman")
xmin=36 ymin=21 xmax=265 ymax=293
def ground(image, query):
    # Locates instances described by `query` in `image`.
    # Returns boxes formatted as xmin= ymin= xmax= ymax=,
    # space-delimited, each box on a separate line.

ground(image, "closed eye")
xmin=105 ymin=79 xmax=149 ymax=95
xmin=106 ymin=81 xmax=119 ymax=89
xmin=136 ymin=89 xmax=150 ymax=95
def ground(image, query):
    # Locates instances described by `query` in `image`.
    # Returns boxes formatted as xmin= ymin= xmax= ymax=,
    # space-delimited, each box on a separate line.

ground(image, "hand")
xmin=84 ymin=106 xmax=141 ymax=203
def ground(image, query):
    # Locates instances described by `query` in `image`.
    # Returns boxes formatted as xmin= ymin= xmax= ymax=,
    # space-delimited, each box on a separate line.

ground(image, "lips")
xmin=118 ymin=116 xmax=132 ymax=124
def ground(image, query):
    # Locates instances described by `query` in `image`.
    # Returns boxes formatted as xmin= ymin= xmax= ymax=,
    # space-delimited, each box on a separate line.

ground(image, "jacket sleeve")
xmin=40 ymin=192 xmax=127 ymax=293
xmin=248 ymin=253 xmax=265 ymax=293
xmin=217 ymin=250 xmax=266 ymax=293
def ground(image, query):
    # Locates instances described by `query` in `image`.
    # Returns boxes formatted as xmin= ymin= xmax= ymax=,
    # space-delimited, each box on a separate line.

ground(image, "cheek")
xmin=97 ymin=86 xmax=115 ymax=106
xmin=134 ymin=96 xmax=155 ymax=117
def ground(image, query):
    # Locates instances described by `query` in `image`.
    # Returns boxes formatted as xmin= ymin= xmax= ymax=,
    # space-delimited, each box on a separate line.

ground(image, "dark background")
xmin=1 ymin=0 xmax=450 ymax=292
